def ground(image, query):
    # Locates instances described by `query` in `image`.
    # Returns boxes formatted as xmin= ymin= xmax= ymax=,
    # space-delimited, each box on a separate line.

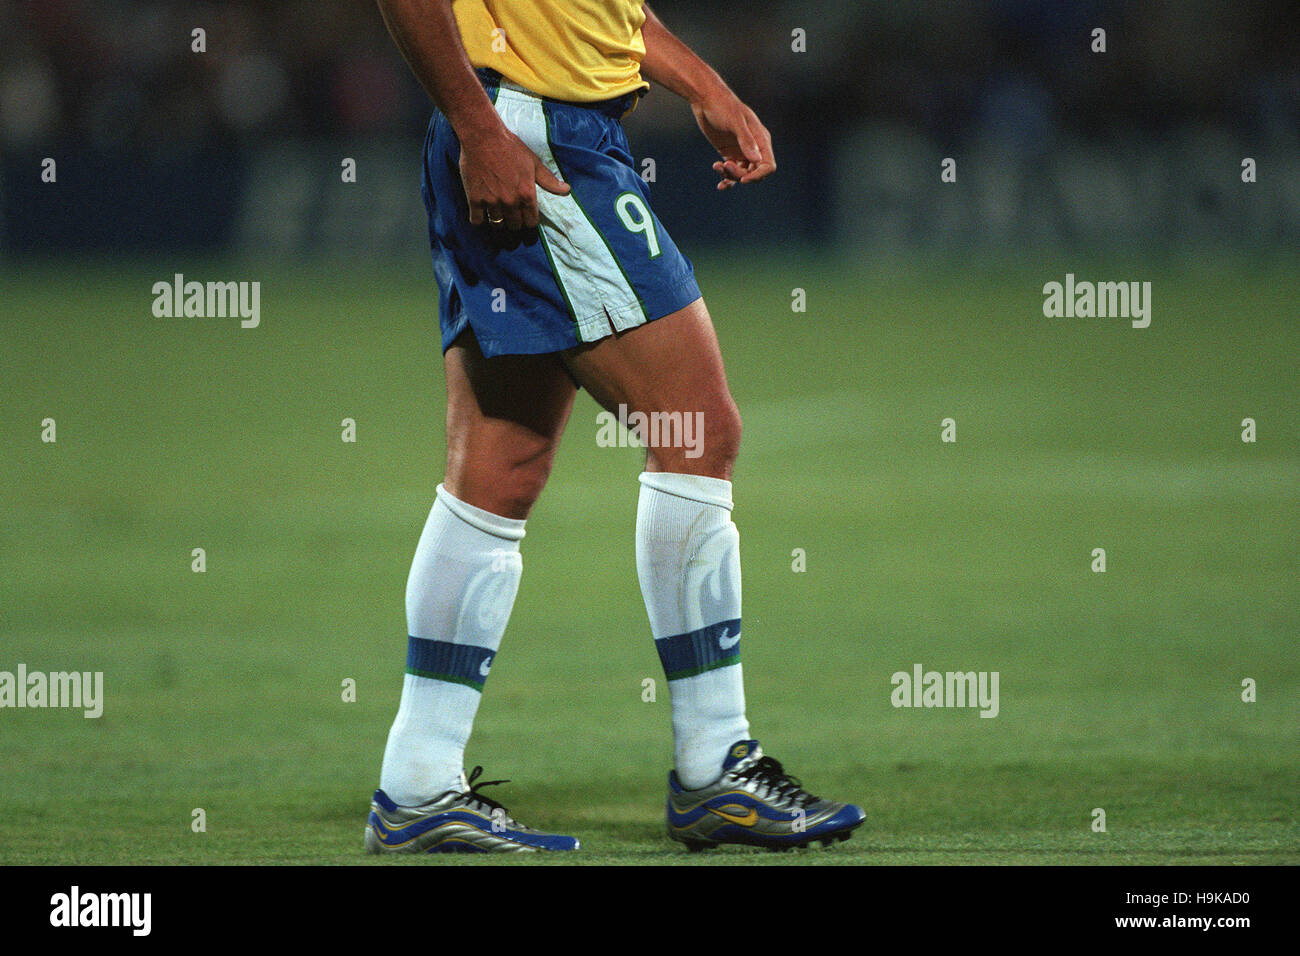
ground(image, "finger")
xmin=735 ymin=117 xmax=763 ymax=165
xmin=741 ymin=125 xmax=776 ymax=181
xmin=719 ymin=159 xmax=747 ymax=181
xmin=467 ymin=196 xmax=485 ymax=225
xmin=535 ymin=163 xmax=571 ymax=196
xmin=502 ymin=202 xmax=525 ymax=230
xmin=510 ymin=182 xmax=539 ymax=230
xmin=522 ymin=200 xmax=540 ymax=230
xmin=712 ymin=163 xmax=739 ymax=190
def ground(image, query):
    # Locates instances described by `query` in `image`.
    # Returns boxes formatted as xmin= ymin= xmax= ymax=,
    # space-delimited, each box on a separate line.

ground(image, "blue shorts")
xmin=421 ymin=71 xmax=702 ymax=357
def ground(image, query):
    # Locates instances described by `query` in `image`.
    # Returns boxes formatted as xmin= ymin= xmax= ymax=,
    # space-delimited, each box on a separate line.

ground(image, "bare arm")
xmin=374 ymin=0 xmax=568 ymax=229
xmin=640 ymin=6 xmax=776 ymax=189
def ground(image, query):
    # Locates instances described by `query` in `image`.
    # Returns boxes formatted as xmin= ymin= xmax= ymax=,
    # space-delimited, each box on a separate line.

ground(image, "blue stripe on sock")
xmin=654 ymin=619 xmax=741 ymax=681
xmin=405 ymin=637 xmax=495 ymax=692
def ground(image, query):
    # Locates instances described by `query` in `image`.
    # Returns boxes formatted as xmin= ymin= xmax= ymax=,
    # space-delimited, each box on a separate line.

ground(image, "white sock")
xmin=379 ymin=484 xmax=525 ymax=805
xmin=636 ymin=471 xmax=750 ymax=790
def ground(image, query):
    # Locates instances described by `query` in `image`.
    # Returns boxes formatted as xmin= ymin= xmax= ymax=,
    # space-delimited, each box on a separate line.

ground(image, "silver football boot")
xmin=365 ymin=766 xmax=579 ymax=854
xmin=666 ymin=740 xmax=865 ymax=851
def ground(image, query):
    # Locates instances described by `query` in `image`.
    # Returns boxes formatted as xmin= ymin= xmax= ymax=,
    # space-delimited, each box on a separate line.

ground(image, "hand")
xmin=459 ymin=129 xmax=570 ymax=229
xmin=691 ymin=91 xmax=776 ymax=191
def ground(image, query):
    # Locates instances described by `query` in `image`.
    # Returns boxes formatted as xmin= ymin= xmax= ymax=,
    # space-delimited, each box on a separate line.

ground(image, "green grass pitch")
xmin=1 ymin=252 xmax=1297 ymax=865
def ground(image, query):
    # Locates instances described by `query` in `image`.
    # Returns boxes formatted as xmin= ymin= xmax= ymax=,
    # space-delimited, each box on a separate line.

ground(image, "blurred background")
xmin=2 ymin=0 xmax=1299 ymax=255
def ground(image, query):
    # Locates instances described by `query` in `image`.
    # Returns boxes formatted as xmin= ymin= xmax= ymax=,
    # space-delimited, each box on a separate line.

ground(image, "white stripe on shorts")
xmin=491 ymin=86 xmax=647 ymax=342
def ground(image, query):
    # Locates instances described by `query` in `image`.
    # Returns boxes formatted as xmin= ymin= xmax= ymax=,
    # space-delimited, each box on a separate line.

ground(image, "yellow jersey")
xmin=454 ymin=0 xmax=649 ymax=103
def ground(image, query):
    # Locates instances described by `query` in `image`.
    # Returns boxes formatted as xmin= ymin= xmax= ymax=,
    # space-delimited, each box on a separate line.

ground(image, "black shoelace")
xmin=735 ymin=755 xmax=820 ymax=807
xmin=457 ymin=766 xmax=513 ymax=818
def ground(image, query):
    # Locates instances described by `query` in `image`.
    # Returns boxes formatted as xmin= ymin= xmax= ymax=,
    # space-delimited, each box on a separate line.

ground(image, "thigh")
xmin=560 ymin=297 xmax=741 ymax=477
xmin=443 ymin=330 xmax=578 ymax=518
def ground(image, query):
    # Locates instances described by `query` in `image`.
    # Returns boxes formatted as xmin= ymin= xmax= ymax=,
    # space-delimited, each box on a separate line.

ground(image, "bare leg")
xmin=443 ymin=330 xmax=577 ymax=517
xmin=562 ymin=298 xmax=742 ymax=478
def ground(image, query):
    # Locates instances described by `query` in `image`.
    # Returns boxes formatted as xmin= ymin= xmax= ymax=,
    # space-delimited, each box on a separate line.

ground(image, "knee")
xmin=646 ymin=394 xmax=741 ymax=479
xmin=495 ymin=456 xmax=553 ymax=517
xmin=447 ymin=435 xmax=558 ymax=520
xmin=705 ymin=396 xmax=742 ymax=471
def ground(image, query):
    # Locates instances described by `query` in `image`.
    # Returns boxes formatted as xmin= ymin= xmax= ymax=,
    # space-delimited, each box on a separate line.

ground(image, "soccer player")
xmin=365 ymin=0 xmax=865 ymax=853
